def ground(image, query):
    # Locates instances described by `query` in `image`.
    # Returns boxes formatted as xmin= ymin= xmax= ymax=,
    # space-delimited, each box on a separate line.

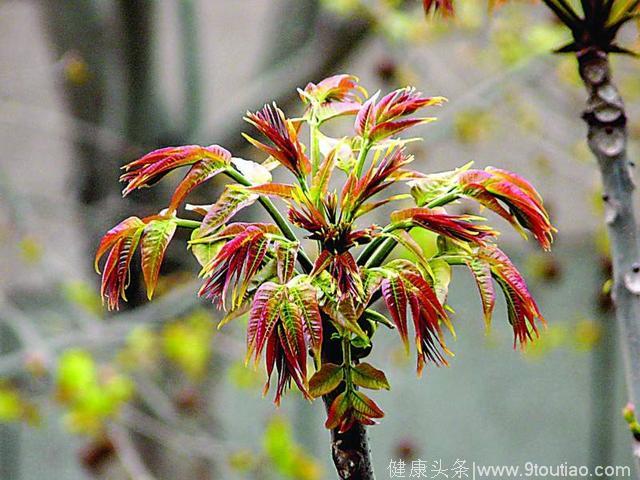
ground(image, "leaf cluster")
xmin=95 ymin=74 xmax=555 ymax=432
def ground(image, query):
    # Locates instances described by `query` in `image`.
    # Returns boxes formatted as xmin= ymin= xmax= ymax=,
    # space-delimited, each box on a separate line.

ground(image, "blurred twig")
xmin=120 ymin=406 xmax=228 ymax=463
xmin=109 ymin=423 xmax=158 ymax=480
xmin=178 ymin=0 xmax=202 ymax=139
xmin=0 ymin=279 xmax=248 ymax=378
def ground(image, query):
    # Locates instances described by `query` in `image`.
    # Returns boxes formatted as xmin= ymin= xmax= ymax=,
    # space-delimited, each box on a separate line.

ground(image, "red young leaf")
xmin=369 ymin=117 xmax=436 ymax=142
xmin=275 ymin=241 xmax=299 ymax=283
xmin=247 ymin=282 xmax=284 ymax=362
xmin=246 ymin=277 xmax=324 ymax=404
xmin=199 ymin=223 xmax=278 ymax=310
xmin=168 ymin=157 xmax=229 ymax=212
xmin=325 ymin=391 xmax=349 ymax=430
xmin=244 ymin=103 xmax=311 ymax=177
xmin=313 ymin=250 xmax=365 ymax=302
xmin=120 ymin=145 xmax=231 ymax=213
xmin=278 ymin=301 xmax=308 ymax=392
xmin=479 ymin=246 xmax=545 ymax=347
xmin=377 ymin=260 xmax=452 ymax=373
xmin=464 ymin=257 xmax=495 ymax=328
xmin=326 ymin=390 xmax=385 ymax=433
xmin=288 ymin=280 xmax=323 ymax=361
xmin=355 ymin=92 xmax=379 ymax=137
xmin=354 ymin=87 xmax=445 ymax=141
xmin=288 ymin=201 xmax=327 ymax=235
xmin=341 ymin=146 xmax=411 ymax=217
xmin=381 ymin=275 xmax=410 ymax=351
xmin=301 ymin=74 xmax=366 ymax=122
xmin=95 ymin=216 xmax=145 ymax=273
xmin=246 ymin=183 xmax=297 ymax=199
xmin=458 ymin=168 xmax=555 ymax=250
xmin=96 ymin=218 xmax=146 ymax=310
xmin=391 ymin=207 xmax=496 ymax=245
xmin=310 ymin=144 xmax=338 ymax=204
xmin=375 ymin=87 xmax=445 ymax=123
xmin=423 ymin=0 xmax=455 ymax=16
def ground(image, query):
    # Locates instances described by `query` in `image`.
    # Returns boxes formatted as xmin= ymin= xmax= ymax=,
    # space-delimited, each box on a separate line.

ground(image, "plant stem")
xmin=174 ymin=218 xmax=201 ymax=229
xmin=577 ymin=47 xmax=640 ymax=466
xmin=321 ymin=318 xmax=375 ymax=479
xmin=354 ymin=139 xmax=372 ymax=178
xmin=436 ymin=255 xmax=466 ymax=266
xmin=366 ymin=239 xmax=398 ymax=269
xmin=310 ymin=120 xmax=321 ymax=177
xmin=225 ymin=168 xmax=313 ymax=273
xmin=358 ymin=191 xmax=460 ymax=268
xmin=342 ymin=335 xmax=353 ymax=370
xmin=425 ymin=191 xmax=460 ymax=209
xmin=357 ymin=237 xmax=386 ymax=266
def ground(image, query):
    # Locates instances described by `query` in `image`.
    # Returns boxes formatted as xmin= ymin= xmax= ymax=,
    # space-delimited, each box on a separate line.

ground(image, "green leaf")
xmin=323 ymin=296 xmax=369 ymax=340
xmin=350 ymin=390 xmax=384 ymax=418
xmin=362 ymin=268 xmax=383 ymax=302
xmin=309 ymin=363 xmax=344 ymax=398
xmin=409 ymin=162 xmax=471 ymax=206
xmin=141 ymin=218 xmax=177 ymax=299
xmin=351 ymin=362 xmax=390 ymax=390
xmin=429 ymin=258 xmax=451 ymax=305
xmin=231 ymin=157 xmax=272 ymax=184
xmin=391 ymin=230 xmax=432 ymax=271
xmin=465 ymin=256 xmax=495 ymax=329
xmin=310 ymin=141 xmax=339 ymax=203
xmin=279 ymin=298 xmax=305 ymax=372
xmin=198 ymin=185 xmax=258 ymax=237
xmin=363 ymin=308 xmax=395 ymax=329
xmin=189 ymin=227 xmax=225 ymax=267
xmin=56 ymin=349 xmax=134 ymax=435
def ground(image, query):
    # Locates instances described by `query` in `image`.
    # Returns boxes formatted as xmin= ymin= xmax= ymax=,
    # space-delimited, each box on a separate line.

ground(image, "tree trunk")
xmin=577 ymin=47 xmax=640 ymax=465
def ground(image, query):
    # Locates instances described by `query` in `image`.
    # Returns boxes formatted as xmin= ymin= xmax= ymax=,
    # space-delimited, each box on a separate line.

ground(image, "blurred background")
xmin=1 ymin=0 xmax=639 ymax=479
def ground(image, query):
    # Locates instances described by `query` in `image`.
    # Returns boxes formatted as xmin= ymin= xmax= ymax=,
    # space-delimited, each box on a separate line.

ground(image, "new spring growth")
xmin=622 ymin=402 xmax=640 ymax=441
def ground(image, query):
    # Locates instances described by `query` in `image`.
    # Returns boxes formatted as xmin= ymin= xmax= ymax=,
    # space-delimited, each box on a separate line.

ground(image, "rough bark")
xmin=577 ymin=48 xmax=640 ymax=464
xmin=322 ymin=321 xmax=375 ymax=480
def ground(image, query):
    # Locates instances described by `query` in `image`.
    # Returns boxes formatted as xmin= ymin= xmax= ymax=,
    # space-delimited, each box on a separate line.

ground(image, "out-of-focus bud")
xmin=62 ymin=51 xmax=91 ymax=86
